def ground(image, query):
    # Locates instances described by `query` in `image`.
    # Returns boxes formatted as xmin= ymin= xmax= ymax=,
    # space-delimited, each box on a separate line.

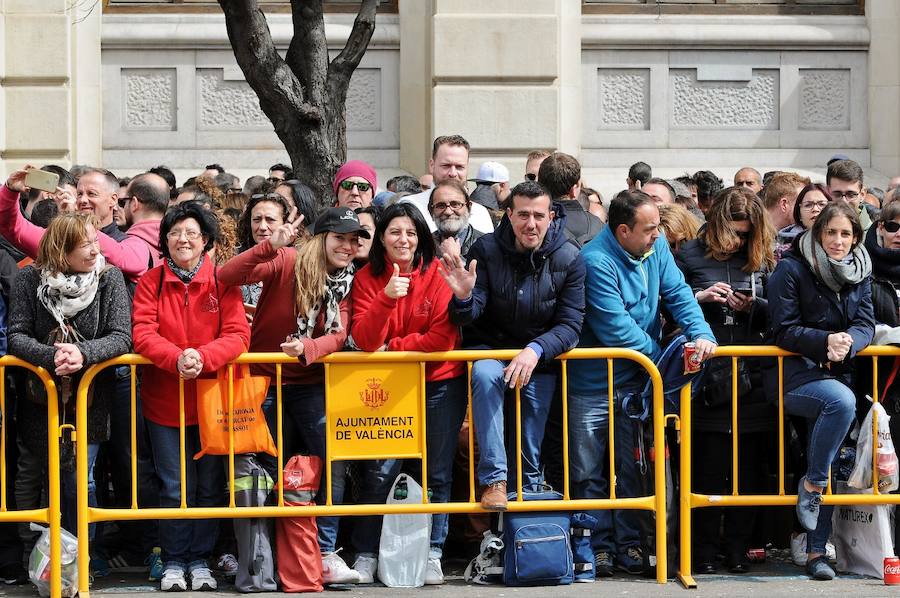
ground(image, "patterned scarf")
xmin=166 ymin=255 xmax=205 ymax=284
xmin=798 ymin=230 xmax=872 ymax=294
xmin=37 ymin=254 xmax=106 ymax=339
xmin=295 ymin=265 xmax=355 ymax=338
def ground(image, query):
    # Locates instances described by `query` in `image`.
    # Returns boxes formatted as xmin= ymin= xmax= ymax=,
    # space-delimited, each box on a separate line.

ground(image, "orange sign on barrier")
xmin=326 ymin=362 xmax=423 ymax=459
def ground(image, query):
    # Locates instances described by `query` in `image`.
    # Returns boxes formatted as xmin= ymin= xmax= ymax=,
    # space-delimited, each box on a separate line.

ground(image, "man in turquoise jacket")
xmin=568 ymin=189 xmax=716 ymax=576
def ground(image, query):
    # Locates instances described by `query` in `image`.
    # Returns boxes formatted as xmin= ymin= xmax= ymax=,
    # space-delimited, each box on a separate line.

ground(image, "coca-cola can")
xmin=885 ymin=557 xmax=900 ymax=585
xmin=683 ymin=342 xmax=702 ymax=374
xmin=746 ymin=548 xmax=766 ymax=563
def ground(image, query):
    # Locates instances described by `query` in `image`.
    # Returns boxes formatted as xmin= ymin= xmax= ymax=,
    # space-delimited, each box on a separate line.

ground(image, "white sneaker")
xmin=189 ymin=566 xmax=217 ymax=591
xmin=322 ymin=551 xmax=360 ymax=585
xmin=160 ymin=567 xmax=187 ymax=592
xmin=425 ymin=556 xmax=444 ymax=585
xmin=216 ymin=553 xmax=238 ymax=578
xmin=825 ymin=541 xmax=837 ymax=562
xmin=790 ymin=533 xmax=808 ymax=566
xmin=352 ymin=554 xmax=378 ymax=584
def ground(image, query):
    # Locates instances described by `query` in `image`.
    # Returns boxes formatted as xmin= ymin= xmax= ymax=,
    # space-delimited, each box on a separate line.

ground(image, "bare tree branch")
xmin=286 ymin=0 xmax=329 ymax=106
xmin=218 ymin=0 xmax=321 ymax=125
xmin=326 ymin=0 xmax=378 ymax=105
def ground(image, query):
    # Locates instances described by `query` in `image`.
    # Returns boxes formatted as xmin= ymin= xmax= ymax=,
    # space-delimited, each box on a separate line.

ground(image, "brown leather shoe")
xmin=480 ymin=481 xmax=508 ymax=511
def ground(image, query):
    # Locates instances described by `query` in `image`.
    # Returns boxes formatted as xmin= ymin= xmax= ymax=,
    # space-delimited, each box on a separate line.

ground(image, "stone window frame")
xmin=582 ymin=0 xmax=864 ymax=16
xmin=103 ymin=0 xmax=398 ymax=14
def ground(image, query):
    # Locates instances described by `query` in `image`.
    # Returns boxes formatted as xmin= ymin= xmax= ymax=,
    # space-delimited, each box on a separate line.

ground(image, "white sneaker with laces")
xmin=425 ymin=556 xmax=444 ymax=585
xmin=189 ymin=566 xmax=217 ymax=591
xmin=322 ymin=551 xmax=361 ymax=584
xmin=352 ymin=554 xmax=378 ymax=584
xmin=790 ymin=533 xmax=807 ymax=566
xmin=216 ymin=553 xmax=238 ymax=578
xmin=160 ymin=567 xmax=187 ymax=592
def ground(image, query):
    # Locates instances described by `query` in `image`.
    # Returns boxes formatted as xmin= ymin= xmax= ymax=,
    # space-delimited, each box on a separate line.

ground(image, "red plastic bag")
xmin=276 ymin=454 xmax=323 ymax=592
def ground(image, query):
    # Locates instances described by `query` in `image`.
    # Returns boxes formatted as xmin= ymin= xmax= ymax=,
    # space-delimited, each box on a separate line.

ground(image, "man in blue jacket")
xmin=440 ymin=181 xmax=586 ymax=511
xmin=568 ymin=189 xmax=716 ymax=575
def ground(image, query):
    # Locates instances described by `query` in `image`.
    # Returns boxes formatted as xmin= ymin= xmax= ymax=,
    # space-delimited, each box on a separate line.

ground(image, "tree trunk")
xmin=218 ymin=0 xmax=378 ymax=208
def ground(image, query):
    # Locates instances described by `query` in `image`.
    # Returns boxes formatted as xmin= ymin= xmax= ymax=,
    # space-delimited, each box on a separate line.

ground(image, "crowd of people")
xmin=0 ymin=133 xmax=898 ymax=591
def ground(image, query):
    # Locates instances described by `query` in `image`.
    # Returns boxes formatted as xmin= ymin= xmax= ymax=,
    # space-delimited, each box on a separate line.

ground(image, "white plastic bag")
xmin=377 ymin=473 xmax=431 ymax=587
xmin=28 ymin=523 xmax=78 ymax=597
xmin=832 ymin=482 xmax=896 ymax=579
xmin=849 ymin=402 xmax=899 ymax=492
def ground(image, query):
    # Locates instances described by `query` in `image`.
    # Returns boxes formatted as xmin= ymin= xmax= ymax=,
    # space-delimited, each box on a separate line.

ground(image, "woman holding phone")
xmin=675 ymin=186 xmax=775 ymax=574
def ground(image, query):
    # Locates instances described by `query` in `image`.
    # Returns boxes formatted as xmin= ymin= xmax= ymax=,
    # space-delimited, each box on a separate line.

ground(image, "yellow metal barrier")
xmin=0 ymin=357 xmax=62 ymax=598
xmin=677 ymin=345 xmax=900 ymax=589
xmin=73 ymin=348 xmax=668 ymax=596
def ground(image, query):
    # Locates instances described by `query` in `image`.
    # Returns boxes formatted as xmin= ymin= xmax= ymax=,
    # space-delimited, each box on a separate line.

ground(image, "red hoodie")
xmin=350 ymin=258 xmax=463 ymax=381
xmin=132 ymin=257 xmax=250 ymax=427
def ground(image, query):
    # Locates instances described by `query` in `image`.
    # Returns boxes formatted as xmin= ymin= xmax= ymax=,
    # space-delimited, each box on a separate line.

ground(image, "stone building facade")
xmin=1 ymin=1 xmax=898 ymax=185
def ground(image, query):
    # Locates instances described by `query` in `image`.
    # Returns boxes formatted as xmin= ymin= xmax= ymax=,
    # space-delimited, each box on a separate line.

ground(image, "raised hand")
xmin=269 ymin=219 xmax=300 ymax=250
xmin=55 ymin=186 xmax=77 ymax=212
xmin=5 ymin=165 xmax=35 ymax=193
xmin=384 ymin=263 xmax=410 ymax=299
xmin=437 ymin=252 xmax=477 ymax=300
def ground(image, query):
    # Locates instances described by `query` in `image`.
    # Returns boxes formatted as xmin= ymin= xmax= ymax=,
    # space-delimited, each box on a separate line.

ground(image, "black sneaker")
xmin=594 ymin=551 xmax=614 ymax=577
xmin=616 ymin=546 xmax=644 ymax=575
xmin=0 ymin=563 xmax=28 ymax=585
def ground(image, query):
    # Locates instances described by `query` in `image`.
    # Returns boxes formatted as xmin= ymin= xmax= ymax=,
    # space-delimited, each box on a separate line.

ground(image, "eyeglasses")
xmin=831 ymin=190 xmax=860 ymax=200
xmin=251 ymin=193 xmax=283 ymax=201
xmin=801 ymin=201 xmax=828 ymax=210
xmin=339 ymin=180 xmax=372 ymax=193
xmin=227 ymin=188 xmax=242 ymax=194
xmin=118 ymin=196 xmax=134 ymax=208
xmin=525 ymin=173 xmax=537 ymax=182
xmin=884 ymin=221 xmax=900 ymax=233
xmin=431 ymin=201 xmax=467 ymax=212
xmin=166 ymin=229 xmax=203 ymax=241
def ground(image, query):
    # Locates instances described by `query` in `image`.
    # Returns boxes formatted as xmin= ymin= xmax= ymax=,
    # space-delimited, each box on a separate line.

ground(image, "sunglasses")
xmin=525 ymin=173 xmax=537 ymax=181
xmin=735 ymin=230 xmax=750 ymax=240
xmin=118 ymin=196 xmax=134 ymax=208
xmin=884 ymin=221 xmax=900 ymax=233
xmin=339 ymin=180 xmax=372 ymax=193
xmin=251 ymin=193 xmax=284 ymax=201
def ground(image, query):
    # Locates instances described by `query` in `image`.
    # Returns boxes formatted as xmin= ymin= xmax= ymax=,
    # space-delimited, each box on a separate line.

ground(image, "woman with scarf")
xmin=767 ymin=200 xmax=874 ymax=581
xmin=774 ymin=183 xmax=833 ymax=261
xmin=132 ymin=202 xmax=250 ymax=592
xmin=218 ymin=207 xmax=370 ymax=586
xmin=7 ymin=210 xmax=131 ymax=544
xmin=675 ymin=187 xmax=775 ymax=574
xmin=349 ymin=202 xmax=465 ymax=586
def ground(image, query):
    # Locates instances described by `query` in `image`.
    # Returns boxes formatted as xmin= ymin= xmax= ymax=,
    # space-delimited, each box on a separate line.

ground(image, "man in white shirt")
xmin=401 ymin=135 xmax=494 ymax=234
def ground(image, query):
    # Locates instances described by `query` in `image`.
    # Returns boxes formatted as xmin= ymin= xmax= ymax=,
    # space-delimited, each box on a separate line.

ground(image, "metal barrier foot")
xmin=677 ymin=572 xmax=697 ymax=589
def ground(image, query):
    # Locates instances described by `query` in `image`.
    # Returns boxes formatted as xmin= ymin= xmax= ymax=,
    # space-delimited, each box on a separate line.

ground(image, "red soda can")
xmin=746 ymin=548 xmax=766 ymax=563
xmin=683 ymin=342 xmax=702 ymax=374
xmin=885 ymin=557 xmax=900 ymax=584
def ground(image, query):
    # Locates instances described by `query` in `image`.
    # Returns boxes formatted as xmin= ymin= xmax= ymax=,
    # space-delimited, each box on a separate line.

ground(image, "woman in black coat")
xmin=675 ymin=186 xmax=775 ymax=574
xmin=766 ymin=201 xmax=874 ymax=580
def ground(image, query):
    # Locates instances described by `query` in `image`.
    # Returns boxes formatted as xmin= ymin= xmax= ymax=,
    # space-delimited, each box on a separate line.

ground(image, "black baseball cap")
xmin=312 ymin=207 xmax=371 ymax=238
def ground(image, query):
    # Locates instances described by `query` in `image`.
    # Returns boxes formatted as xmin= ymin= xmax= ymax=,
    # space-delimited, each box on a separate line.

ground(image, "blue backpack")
xmin=501 ymin=485 xmax=573 ymax=587
xmin=620 ymin=334 xmax=706 ymax=422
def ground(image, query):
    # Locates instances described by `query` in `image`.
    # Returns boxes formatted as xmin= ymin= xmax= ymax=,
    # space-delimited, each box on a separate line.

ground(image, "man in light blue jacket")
xmin=568 ymin=189 xmax=716 ymax=576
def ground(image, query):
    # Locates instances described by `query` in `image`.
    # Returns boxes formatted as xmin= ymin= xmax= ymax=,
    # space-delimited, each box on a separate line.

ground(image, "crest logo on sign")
xmin=359 ymin=377 xmax=389 ymax=409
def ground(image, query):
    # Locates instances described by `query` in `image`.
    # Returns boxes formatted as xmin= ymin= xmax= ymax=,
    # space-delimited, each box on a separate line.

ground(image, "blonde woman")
xmin=218 ymin=207 xmax=371 ymax=585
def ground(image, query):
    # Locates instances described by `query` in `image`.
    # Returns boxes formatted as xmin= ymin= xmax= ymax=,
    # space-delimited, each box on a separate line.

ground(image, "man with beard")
xmin=430 ymin=180 xmax=483 ymax=259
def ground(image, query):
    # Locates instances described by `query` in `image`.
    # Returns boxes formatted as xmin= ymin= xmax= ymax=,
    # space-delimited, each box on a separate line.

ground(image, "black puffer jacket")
xmin=864 ymin=225 xmax=900 ymax=326
xmin=675 ymin=237 xmax=774 ymax=433
xmin=450 ymin=202 xmax=586 ymax=366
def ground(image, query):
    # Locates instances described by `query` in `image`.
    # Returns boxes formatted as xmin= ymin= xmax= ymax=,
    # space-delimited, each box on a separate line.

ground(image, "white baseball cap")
xmin=470 ymin=161 xmax=510 ymax=184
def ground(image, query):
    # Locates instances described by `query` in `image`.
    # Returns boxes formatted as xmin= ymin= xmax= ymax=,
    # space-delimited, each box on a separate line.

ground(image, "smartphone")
xmin=24 ymin=169 xmax=59 ymax=193
xmin=732 ymin=287 xmax=753 ymax=296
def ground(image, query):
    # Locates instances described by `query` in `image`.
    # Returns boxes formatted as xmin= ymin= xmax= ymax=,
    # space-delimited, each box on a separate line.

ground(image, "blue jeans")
xmin=146 ymin=420 xmax=225 ymax=571
xmin=568 ymin=390 xmax=642 ymax=555
xmin=62 ymin=443 xmax=99 ymax=541
xmin=471 ymin=356 xmax=556 ymax=488
xmin=392 ymin=376 xmax=468 ymax=557
xmin=784 ymin=378 xmax=856 ymax=554
xmin=260 ymin=384 xmax=395 ymax=555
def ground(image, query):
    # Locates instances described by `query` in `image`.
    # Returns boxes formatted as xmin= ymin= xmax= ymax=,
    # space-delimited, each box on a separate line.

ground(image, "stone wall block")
xmin=4 ymin=87 xmax=69 ymax=151
xmin=433 ymin=15 xmax=557 ymax=80
xmin=434 ymin=0 xmax=555 ymax=15
xmin=4 ymin=0 xmax=66 ymax=14
xmin=5 ymin=14 xmax=69 ymax=79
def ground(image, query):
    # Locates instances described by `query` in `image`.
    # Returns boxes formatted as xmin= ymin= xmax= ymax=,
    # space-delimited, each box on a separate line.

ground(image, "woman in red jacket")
xmin=349 ymin=202 xmax=466 ymax=586
xmin=218 ymin=207 xmax=375 ymax=586
xmin=132 ymin=202 xmax=250 ymax=593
